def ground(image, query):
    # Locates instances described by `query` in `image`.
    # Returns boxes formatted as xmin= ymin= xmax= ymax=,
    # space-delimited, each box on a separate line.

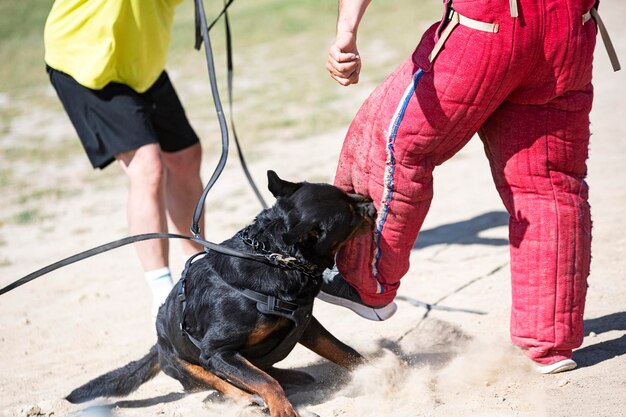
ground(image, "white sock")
xmin=145 ymin=267 xmax=174 ymax=319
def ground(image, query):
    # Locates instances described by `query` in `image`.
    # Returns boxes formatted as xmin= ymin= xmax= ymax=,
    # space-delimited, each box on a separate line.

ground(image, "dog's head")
xmin=266 ymin=170 xmax=375 ymax=269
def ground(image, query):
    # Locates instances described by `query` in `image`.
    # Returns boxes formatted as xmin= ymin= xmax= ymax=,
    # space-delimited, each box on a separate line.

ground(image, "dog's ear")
xmin=348 ymin=193 xmax=376 ymax=219
xmin=283 ymin=221 xmax=320 ymax=247
xmin=347 ymin=193 xmax=369 ymax=202
xmin=267 ymin=170 xmax=302 ymax=198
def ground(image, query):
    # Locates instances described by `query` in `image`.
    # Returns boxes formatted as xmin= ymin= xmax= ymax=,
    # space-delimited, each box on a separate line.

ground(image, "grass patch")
xmin=71 ymin=227 xmax=91 ymax=236
xmin=16 ymin=187 xmax=80 ymax=205
xmin=0 ymin=168 xmax=12 ymax=188
xmin=0 ymin=1 xmax=49 ymax=94
xmin=0 ymin=106 xmax=20 ymax=135
xmin=0 ymin=0 xmax=439 ymax=93
xmin=80 ymin=164 xmax=124 ymax=189
xmin=12 ymin=209 xmax=43 ymax=225
xmin=2 ymin=136 xmax=82 ymax=164
xmin=166 ymin=0 xmax=440 ymax=144
xmin=0 ymin=0 xmax=441 ymax=191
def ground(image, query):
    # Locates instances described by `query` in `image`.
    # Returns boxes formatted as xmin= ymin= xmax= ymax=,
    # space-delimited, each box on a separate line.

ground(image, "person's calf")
xmin=162 ymin=144 xmax=204 ymax=253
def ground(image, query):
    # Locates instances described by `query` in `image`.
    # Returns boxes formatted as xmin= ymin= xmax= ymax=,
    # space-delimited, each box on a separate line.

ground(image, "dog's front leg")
xmin=176 ymin=358 xmax=255 ymax=400
xmin=299 ymin=316 xmax=365 ymax=370
xmin=204 ymin=351 xmax=300 ymax=417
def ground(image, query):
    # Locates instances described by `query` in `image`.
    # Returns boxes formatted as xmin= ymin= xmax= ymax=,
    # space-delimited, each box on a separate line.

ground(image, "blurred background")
xmin=1 ymin=2 xmax=625 ymax=416
xmin=0 ymin=0 xmax=440 ymax=251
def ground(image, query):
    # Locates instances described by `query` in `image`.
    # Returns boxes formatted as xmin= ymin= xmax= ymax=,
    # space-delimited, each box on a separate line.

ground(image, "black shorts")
xmin=47 ymin=66 xmax=200 ymax=169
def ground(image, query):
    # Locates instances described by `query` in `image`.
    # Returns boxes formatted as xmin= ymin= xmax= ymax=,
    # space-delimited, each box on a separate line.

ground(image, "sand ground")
xmin=1 ymin=3 xmax=625 ymax=417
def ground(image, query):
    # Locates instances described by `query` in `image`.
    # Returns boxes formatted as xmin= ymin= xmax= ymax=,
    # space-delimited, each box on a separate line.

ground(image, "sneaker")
xmin=534 ymin=358 xmax=577 ymax=374
xmin=317 ymin=271 xmax=397 ymax=321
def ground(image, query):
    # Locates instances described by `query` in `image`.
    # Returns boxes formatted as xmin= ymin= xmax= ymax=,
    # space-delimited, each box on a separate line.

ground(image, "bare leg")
xmin=117 ymin=144 xmax=168 ymax=270
xmin=161 ymin=142 xmax=204 ymax=255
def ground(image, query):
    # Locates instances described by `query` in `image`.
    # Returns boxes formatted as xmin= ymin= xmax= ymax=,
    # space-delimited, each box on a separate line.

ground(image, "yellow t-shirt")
xmin=44 ymin=0 xmax=183 ymax=93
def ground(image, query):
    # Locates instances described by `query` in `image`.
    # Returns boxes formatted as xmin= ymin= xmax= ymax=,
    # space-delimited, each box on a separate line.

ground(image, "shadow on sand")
xmin=413 ymin=210 xmax=509 ymax=249
xmin=77 ymin=392 xmax=186 ymax=416
xmin=575 ymin=311 xmax=626 ymax=368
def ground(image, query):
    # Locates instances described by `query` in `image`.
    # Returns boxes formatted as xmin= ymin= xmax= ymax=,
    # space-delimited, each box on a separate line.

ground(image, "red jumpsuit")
xmin=334 ymin=0 xmax=597 ymax=364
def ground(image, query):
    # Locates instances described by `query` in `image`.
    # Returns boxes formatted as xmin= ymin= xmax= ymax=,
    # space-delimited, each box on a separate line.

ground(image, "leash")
xmin=222 ymin=1 xmax=269 ymax=210
xmin=0 ymin=1 xmax=279 ymax=297
xmin=0 ymin=232 xmax=310 ymax=296
xmin=191 ymin=0 xmax=267 ymax=239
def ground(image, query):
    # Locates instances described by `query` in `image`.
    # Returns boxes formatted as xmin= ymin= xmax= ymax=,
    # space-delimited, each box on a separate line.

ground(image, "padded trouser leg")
xmin=333 ymin=0 xmax=597 ymax=313
xmin=479 ymin=89 xmax=593 ymax=363
xmin=333 ymin=21 xmax=517 ymax=306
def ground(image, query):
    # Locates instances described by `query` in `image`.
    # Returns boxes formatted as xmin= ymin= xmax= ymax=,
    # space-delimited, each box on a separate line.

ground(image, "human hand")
xmin=326 ymin=31 xmax=362 ymax=86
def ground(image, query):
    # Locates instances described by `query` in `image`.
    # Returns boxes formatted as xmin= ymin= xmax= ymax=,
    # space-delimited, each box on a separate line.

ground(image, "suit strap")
xmin=587 ymin=8 xmax=621 ymax=72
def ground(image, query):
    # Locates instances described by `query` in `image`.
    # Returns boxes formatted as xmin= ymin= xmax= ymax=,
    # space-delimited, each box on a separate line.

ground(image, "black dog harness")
xmin=178 ymin=229 xmax=318 ymax=368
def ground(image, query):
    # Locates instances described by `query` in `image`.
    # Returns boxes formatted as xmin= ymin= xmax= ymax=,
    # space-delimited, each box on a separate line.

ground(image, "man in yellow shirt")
xmin=44 ymin=0 xmax=204 ymax=319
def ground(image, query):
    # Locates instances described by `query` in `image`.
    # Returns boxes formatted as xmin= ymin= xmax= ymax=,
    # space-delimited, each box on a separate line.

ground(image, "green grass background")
xmin=0 ymin=0 xmax=439 ymax=227
xmin=0 ymin=0 xmax=438 ymax=99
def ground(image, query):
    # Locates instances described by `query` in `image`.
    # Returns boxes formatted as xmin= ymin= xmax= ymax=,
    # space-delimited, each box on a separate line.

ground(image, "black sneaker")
xmin=317 ymin=270 xmax=397 ymax=321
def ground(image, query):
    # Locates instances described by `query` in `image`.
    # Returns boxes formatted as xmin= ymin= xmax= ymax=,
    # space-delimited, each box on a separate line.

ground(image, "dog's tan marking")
xmin=177 ymin=358 xmax=252 ymax=400
xmin=299 ymin=317 xmax=364 ymax=370
xmin=178 ymin=357 xmax=295 ymax=416
xmin=226 ymin=355 xmax=297 ymax=417
xmin=246 ymin=319 xmax=290 ymax=347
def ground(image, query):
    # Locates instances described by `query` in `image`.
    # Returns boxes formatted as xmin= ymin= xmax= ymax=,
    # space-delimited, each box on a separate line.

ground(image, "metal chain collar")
xmin=237 ymin=226 xmax=320 ymax=278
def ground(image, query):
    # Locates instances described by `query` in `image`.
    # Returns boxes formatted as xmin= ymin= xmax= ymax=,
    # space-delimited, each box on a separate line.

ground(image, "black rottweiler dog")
xmin=66 ymin=171 xmax=375 ymax=417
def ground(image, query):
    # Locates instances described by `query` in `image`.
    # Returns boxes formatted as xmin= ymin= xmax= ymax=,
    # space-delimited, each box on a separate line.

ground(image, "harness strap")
xmin=429 ymin=11 xmax=499 ymax=63
xmin=250 ymin=306 xmax=312 ymax=369
xmin=509 ymin=0 xmax=519 ymax=18
xmin=586 ymin=8 xmax=621 ymax=72
xmin=430 ymin=7 xmax=621 ymax=73
xmin=177 ymin=254 xmax=311 ymax=354
xmin=178 ymin=252 xmax=205 ymax=350
xmin=240 ymin=289 xmax=300 ymax=318
xmin=458 ymin=13 xmax=500 ymax=33
xmin=177 ymin=253 xmax=204 ymax=349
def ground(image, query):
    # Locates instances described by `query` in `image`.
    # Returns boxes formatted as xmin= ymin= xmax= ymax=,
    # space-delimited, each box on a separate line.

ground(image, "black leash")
xmin=206 ymin=0 xmax=235 ymax=33
xmin=0 ymin=0 xmax=268 ymax=297
xmin=191 ymin=0 xmax=267 ymax=239
xmin=223 ymin=1 xmax=268 ymax=210
xmin=0 ymin=232 xmax=309 ymax=296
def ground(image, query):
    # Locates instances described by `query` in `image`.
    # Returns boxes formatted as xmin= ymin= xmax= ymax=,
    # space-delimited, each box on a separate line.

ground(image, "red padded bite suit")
xmin=334 ymin=0 xmax=597 ymax=364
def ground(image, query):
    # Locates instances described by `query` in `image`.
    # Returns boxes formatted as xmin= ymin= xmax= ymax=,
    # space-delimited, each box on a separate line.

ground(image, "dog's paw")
xmin=203 ymin=390 xmax=227 ymax=404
